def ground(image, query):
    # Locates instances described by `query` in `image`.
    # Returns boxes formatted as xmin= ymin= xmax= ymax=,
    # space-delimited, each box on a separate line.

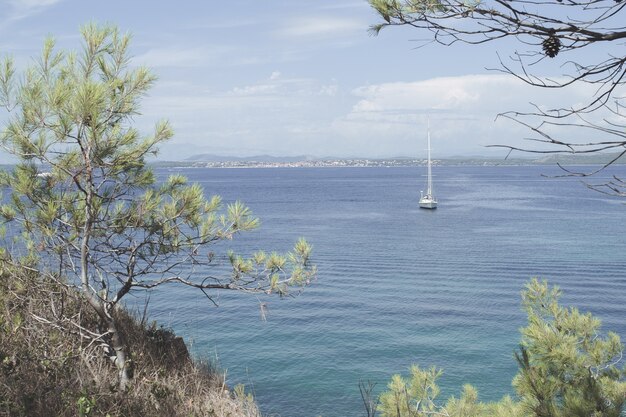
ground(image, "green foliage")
xmin=377 ymin=279 xmax=625 ymax=417
xmin=0 ymin=22 xmax=314 ymax=304
xmin=76 ymin=394 xmax=95 ymax=417
xmin=514 ymin=278 xmax=626 ymax=417
xmin=378 ymin=365 xmax=442 ymax=416
xmin=0 ymin=23 xmax=315 ymax=390
xmin=368 ymin=0 xmax=452 ymax=34
xmin=233 ymin=384 xmax=257 ymax=412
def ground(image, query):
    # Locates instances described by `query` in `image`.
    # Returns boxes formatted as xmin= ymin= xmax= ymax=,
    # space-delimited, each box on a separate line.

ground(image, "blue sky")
xmin=0 ymin=0 xmax=600 ymax=160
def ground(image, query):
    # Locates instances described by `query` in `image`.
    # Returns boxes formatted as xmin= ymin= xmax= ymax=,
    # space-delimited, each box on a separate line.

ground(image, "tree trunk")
xmin=106 ymin=314 xmax=131 ymax=391
xmin=78 ymin=135 xmax=131 ymax=390
xmin=83 ymin=294 xmax=132 ymax=391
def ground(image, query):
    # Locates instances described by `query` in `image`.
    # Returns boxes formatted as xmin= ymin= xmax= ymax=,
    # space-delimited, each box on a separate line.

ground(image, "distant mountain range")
xmin=185 ymin=154 xmax=317 ymax=163
xmin=533 ymin=153 xmax=626 ymax=165
xmin=184 ymin=154 xmax=446 ymax=163
xmin=147 ymin=152 xmax=626 ymax=168
xmin=188 ymin=152 xmax=623 ymax=163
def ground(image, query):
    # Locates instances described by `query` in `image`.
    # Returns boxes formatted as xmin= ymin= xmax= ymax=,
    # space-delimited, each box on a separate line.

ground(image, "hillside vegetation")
xmin=0 ymin=260 xmax=259 ymax=417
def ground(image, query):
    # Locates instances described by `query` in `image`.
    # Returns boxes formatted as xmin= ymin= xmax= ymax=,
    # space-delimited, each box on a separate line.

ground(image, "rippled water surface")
xmin=146 ymin=165 xmax=626 ymax=417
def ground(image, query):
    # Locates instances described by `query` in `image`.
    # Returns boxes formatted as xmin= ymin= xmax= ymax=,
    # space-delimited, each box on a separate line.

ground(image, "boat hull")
xmin=419 ymin=198 xmax=437 ymax=209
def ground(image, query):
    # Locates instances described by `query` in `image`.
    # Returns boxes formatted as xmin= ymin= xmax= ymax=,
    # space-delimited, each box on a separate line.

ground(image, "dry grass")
xmin=0 ymin=262 xmax=261 ymax=417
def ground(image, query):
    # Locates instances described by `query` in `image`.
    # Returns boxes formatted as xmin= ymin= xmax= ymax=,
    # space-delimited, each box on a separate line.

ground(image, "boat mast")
xmin=427 ymin=119 xmax=433 ymax=196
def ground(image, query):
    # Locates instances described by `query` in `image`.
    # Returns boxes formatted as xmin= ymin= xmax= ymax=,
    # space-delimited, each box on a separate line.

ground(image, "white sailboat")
xmin=419 ymin=121 xmax=437 ymax=209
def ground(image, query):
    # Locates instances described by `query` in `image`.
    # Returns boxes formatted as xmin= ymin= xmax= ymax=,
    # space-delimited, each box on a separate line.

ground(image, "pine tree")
xmin=376 ymin=279 xmax=625 ymax=417
xmin=513 ymin=279 xmax=626 ymax=417
xmin=0 ymin=24 xmax=315 ymax=390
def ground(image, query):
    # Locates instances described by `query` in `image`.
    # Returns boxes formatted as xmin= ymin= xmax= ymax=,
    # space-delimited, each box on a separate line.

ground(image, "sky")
xmin=0 ymin=0 xmax=609 ymax=160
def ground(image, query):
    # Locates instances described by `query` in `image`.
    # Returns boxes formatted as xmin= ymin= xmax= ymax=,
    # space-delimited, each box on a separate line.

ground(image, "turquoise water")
xmin=146 ymin=166 xmax=626 ymax=417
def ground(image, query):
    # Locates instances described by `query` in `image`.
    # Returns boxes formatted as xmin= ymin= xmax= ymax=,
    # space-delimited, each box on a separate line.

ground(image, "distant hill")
xmin=185 ymin=154 xmax=315 ymax=163
xmin=533 ymin=153 xmax=626 ymax=165
xmin=147 ymin=152 xmax=626 ymax=168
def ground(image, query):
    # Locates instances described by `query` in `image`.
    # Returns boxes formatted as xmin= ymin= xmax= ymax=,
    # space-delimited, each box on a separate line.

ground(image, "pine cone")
xmin=542 ymin=35 xmax=561 ymax=58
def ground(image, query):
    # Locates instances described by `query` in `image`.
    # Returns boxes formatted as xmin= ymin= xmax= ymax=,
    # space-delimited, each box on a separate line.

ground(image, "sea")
xmin=143 ymin=165 xmax=626 ymax=417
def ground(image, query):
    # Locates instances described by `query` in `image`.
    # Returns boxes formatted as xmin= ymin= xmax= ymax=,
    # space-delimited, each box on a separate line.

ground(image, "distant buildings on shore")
xmin=159 ymin=158 xmax=523 ymax=169
xmin=153 ymin=153 xmax=626 ymax=169
xmin=195 ymin=158 xmax=434 ymax=168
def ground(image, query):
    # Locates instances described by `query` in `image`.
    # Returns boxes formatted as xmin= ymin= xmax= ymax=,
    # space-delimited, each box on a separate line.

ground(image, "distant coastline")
xmin=152 ymin=153 xmax=626 ymax=169
xmin=3 ymin=154 xmax=623 ymax=170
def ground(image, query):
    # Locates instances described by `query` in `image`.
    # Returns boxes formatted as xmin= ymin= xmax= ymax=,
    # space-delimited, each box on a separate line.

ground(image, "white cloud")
xmin=318 ymin=2 xmax=369 ymax=10
xmin=187 ymin=18 xmax=258 ymax=31
xmin=137 ymin=73 xmax=609 ymax=160
xmin=275 ymin=16 xmax=364 ymax=39
xmin=133 ymin=45 xmax=262 ymax=68
xmin=329 ymin=74 xmax=606 ymax=157
xmin=138 ymin=74 xmax=344 ymax=159
xmin=3 ymin=0 xmax=62 ymax=22
xmin=351 ymin=75 xmax=514 ymax=114
xmin=319 ymin=84 xmax=338 ymax=96
xmin=231 ymin=83 xmax=278 ymax=96
xmin=226 ymin=75 xmax=339 ymax=99
xmin=10 ymin=0 xmax=58 ymax=6
xmin=134 ymin=47 xmax=208 ymax=68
